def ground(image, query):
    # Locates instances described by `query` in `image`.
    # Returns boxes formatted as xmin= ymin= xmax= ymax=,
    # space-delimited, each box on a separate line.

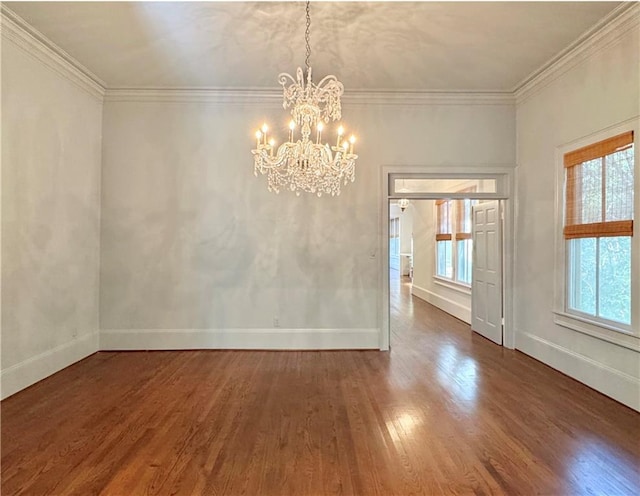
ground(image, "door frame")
xmin=379 ymin=165 xmax=516 ymax=351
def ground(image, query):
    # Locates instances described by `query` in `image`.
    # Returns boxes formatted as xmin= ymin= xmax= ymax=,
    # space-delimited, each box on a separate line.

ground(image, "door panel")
xmin=472 ymin=201 xmax=503 ymax=345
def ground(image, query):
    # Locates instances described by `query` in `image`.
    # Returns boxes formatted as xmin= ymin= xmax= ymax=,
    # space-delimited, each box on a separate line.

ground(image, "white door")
xmin=472 ymin=201 xmax=503 ymax=345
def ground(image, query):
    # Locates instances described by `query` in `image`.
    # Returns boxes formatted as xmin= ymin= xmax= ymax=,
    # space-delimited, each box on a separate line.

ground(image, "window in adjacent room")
xmin=435 ymin=200 xmax=453 ymax=278
xmin=436 ymin=191 xmax=477 ymax=284
xmin=390 ymin=217 xmax=400 ymax=256
xmin=564 ymin=131 xmax=634 ymax=327
xmin=455 ymin=191 xmax=477 ymax=285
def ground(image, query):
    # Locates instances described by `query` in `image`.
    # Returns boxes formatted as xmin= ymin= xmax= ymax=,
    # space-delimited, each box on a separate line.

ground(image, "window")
xmin=390 ymin=217 xmax=400 ymax=256
xmin=435 ymin=191 xmax=477 ymax=284
xmin=436 ymin=200 xmax=453 ymax=278
xmin=564 ymin=131 xmax=634 ymax=327
xmin=455 ymin=197 xmax=475 ymax=284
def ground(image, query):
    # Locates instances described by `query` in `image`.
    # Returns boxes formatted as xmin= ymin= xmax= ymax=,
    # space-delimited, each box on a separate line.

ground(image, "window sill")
xmin=433 ymin=277 xmax=472 ymax=295
xmin=553 ymin=311 xmax=639 ymax=352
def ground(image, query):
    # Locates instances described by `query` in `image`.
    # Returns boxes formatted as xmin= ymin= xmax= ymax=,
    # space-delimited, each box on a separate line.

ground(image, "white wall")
xmin=100 ymin=99 xmax=515 ymax=349
xmin=399 ymin=204 xmax=413 ymax=275
xmin=399 ymin=207 xmax=413 ymax=255
xmin=2 ymin=4 xmax=637 ymax=412
xmin=389 ymin=202 xmax=412 ymax=274
xmin=515 ymin=17 xmax=640 ymax=410
xmin=1 ymin=37 xmax=103 ymax=398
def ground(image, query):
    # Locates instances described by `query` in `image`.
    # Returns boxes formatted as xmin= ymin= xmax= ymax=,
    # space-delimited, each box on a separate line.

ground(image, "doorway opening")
xmin=388 ymin=196 xmax=504 ymax=349
xmin=379 ymin=169 xmax=514 ymax=351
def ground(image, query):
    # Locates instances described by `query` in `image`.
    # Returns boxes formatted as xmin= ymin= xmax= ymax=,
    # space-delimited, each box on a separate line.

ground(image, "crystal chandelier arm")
xmin=278 ymin=72 xmax=298 ymax=87
xmin=314 ymin=77 xmax=344 ymax=122
xmin=279 ymin=68 xmax=306 ymax=110
xmin=253 ymin=144 xmax=293 ymax=169
xmin=314 ymin=74 xmax=343 ymax=89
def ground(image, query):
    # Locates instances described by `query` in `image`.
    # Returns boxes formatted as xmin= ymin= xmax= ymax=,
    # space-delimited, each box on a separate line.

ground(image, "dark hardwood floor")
xmin=2 ymin=273 xmax=639 ymax=495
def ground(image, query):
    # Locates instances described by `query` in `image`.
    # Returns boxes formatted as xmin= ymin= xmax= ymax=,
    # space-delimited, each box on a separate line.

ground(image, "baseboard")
xmin=1 ymin=331 xmax=99 ymax=400
xmin=411 ymin=284 xmax=471 ymax=324
xmin=100 ymin=328 xmax=381 ymax=351
xmin=516 ymin=331 xmax=640 ymax=412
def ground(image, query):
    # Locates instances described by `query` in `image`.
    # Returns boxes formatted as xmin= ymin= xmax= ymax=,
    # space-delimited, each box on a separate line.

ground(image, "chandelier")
xmin=252 ymin=0 xmax=358 ymax=197
xmin=397 ymin=180 xmax=410 ymax=212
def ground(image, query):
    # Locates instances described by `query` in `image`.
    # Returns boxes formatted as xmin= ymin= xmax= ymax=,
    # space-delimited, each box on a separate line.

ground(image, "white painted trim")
xmin=380 ymin=176 xmax=390 ymax=351
xmin=380 ymin=165 xmax=516 ymax=351
xmin=105 ymin=88 xmax=283 ymax=104
xmin=508 ymin=166 xmax=519 ymax=350
xmin=516 ymin=330 xmax=640 ymax=412
xmin=2 ymin=2 xmax=636 ymax=107
xmin=390 ymin=192 xmax=502 ymax=200
xmin=1 ymin=7 xmax=105 ymax=100
xmin=1 ymin=332 xmax=99 ymax=400
xmin=99 ymin=328 xmax=380 ymax=351
xmin=554 ymin=312 xmax=640 ymax=352
xmin=76 ymin=1 xmax=640 ymax=108
xmin=104 ymin=88 xmax=514 ymax=106
xmin=514 ymin=3 xmax=640 ymax=103
xmin=389 ymin=168 xmax=513 ymax=196
xmin=346 ymin=91 xmax=513 ymax=106
xmin=553 ymin=118 xmax=640 ymax=342
xmin=433 ymin=277 xmax=472 ymax=296
xmin=411 ymin=284 xmax=471 ymax=324
xmin=0 ymin=21 xmax=3 ymax=402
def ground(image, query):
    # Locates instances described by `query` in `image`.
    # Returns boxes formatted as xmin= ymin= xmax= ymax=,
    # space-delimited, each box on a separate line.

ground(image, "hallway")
xmin=2 ymin=277 xmax=639 ymax=495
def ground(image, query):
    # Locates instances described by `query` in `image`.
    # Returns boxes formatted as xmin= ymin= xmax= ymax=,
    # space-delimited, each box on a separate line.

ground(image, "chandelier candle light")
xmin=252 ymin=0 xmax=359 ymax=197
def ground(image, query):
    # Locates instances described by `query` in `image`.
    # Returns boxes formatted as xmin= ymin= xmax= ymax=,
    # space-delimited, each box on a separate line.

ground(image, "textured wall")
xmin=100 ymin=100 xmax=514 ymax=345
xmin=1 ymin=41 xmax=103 ymax=386
xmin=515 ymin=24 xmax=639 ymax=408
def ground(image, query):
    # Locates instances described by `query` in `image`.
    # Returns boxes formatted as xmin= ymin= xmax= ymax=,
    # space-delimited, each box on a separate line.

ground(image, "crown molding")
xmin=104 ymin=87 xmax=515 ymax=106
xmin=514 ymin=2 xmax=640 ymax=104
xmin=1 ymin=5 xmax=512 ymax=107
xmin=344 ymin=90 xmax=514 ymax=106
xmin=1 ymin=2 xmax=635 ymax=108
xmin=1 ymin=6 xmax=106 ymax=101
xmin=104 ymin=88 xmax=283 ymax=105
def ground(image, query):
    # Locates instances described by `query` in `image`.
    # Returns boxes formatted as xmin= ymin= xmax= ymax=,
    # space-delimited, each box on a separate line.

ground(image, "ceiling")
xmin=6 ymin=1 xmax=620 ymax=91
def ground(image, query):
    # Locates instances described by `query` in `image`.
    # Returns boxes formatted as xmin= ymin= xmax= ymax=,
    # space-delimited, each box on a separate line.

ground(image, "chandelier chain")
xmin=305 ymin=0 xmax=311 ymax=71
xmin=251 ymin=0 xmax=359 ymax=197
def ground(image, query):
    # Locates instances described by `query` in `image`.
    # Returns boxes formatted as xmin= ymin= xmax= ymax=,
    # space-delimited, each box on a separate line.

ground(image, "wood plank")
xmin=2 ymin=275 xmax=639 ymax=495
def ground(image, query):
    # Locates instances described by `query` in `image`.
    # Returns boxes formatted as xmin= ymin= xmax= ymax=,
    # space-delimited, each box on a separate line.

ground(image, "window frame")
xmin=553 ymin=120 xmax=639 ymax=351
xmin=435 ymin=199 xmax=454 ymax=280
xmin=434 ymin=190 xmax=477 ymax=289
xmin=454 ymin=191 xmax=477 ymax=285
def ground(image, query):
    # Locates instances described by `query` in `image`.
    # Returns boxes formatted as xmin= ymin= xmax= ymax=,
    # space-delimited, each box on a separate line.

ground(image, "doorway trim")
xmin=379 ymin=164 xmax=517 ymax=351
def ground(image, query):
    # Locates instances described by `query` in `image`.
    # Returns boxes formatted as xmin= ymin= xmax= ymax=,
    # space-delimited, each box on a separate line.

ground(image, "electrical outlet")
xmin=273 ymin=317 xmax=280 ymax=328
